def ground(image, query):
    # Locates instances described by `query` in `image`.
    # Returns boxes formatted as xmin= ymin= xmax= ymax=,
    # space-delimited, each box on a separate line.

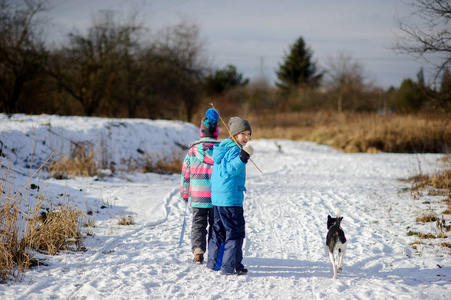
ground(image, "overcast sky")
xmin=45 ymin=0 xmax=439 ymax=89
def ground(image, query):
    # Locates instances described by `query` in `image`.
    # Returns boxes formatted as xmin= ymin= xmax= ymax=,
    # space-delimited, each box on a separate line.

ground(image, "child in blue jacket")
xmin=206 ymin=117 xmax=254 ymax=275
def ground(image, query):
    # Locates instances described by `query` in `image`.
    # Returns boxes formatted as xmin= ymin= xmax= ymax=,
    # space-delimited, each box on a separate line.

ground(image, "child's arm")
xmin=224 ymin=147 xmax=247 ymax=176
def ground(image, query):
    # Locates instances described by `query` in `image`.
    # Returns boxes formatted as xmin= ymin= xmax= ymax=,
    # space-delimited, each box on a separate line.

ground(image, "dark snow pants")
xmin=207 ymin=206 xmax=245 ymax=274
xmin=191 ymin=207 xmax=214 ymax=254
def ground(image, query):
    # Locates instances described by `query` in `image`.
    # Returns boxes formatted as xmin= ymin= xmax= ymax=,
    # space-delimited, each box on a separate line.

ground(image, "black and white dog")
xmin=326 ymin=208 xmax=347 ymax=279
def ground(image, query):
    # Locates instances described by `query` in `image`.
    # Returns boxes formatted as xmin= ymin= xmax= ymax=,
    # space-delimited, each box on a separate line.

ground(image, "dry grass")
xmin=409 ymin=170 xmax=451 ymax=196
xmin=25 ymin=205 xmax=82 ymax=255
xmin=47 ymin=143 xmax=97 ymax=178
xmin=410 ymin=240 xmax=423 ymax=250
xmin=0 ymin=166 xmax=84 ymax=281
xmin=118 ymin=215 xmax=134 ymax=225
xmin=416 ymin=214 xmax=438 ymax=223
xmin=142 ymin=153 xmax=183 ymax=174
xmin=122 ymin=152 xmax=183 ymax=174
xmin=246 ymin=111 xmax=450 ymax=153
xmin=0 ymin=197 xmax=32 ymax=280
xmin=403 ymin=159 xmax=451 ymax=252
xmin=407 ymin=231 xmax=446 ymax=239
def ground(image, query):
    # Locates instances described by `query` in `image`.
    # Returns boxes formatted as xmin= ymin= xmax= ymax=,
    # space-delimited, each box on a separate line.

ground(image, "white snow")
xmin=0 ymin=114 xmax=450 ymax=299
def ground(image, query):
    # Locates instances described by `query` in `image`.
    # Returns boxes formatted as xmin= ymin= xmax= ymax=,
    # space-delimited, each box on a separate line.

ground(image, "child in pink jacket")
xmin=180 ymin=108 xmax=220 ymax=263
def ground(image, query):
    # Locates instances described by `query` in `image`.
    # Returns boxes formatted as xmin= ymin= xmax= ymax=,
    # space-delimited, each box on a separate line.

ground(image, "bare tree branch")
xmin=394 ymin=0 xmax=451 ymax=81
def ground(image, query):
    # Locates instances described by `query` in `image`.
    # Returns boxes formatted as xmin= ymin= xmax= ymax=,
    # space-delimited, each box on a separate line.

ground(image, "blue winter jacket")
xmin=211 ymin=139 xmax=247 ymax=207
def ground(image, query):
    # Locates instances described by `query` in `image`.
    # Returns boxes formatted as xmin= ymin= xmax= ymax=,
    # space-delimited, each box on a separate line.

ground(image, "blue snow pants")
xmin=206 ymin=206 xmax=245 ymax=274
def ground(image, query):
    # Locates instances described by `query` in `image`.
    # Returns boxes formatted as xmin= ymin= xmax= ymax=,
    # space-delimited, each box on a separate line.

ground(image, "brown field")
xmin=242 ymin=111 xmax=450 ymax=154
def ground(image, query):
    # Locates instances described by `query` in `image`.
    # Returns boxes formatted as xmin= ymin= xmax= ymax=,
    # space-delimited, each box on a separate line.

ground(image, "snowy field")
xmin=0 ymin=114 xmax=450 ymax=299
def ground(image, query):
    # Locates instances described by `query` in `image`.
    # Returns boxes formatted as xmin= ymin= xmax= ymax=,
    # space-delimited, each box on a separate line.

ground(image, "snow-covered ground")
xmin=0 ymin=114 xmax=450 ymax=299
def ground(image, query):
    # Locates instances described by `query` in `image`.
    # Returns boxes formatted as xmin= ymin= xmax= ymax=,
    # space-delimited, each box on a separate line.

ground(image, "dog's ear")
xmin=339 ymin=217 xmax=343 ymax=221
xmin=328 ymin=215 xmax=332 ymax=220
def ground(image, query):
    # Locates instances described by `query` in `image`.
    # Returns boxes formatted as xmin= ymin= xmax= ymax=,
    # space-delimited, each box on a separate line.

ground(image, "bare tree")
xmin=0 ymin=0 xmax=48 ymax=114
xmin=108 ymin=12 xmax=144 ymax=118
xmin=394 ymin=0 xmax=451 ymax=80
xmin=324 ymin=52 xmax=372 ymax=112
xmin=48 ymin=11 xmax=143 ymax=116
xmin=153 ymin=21 xmax=208 ymax=121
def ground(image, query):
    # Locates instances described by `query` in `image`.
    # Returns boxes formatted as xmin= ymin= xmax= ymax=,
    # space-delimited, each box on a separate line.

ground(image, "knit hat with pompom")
xmin=200 ymin=108 xmax=219 ymax=139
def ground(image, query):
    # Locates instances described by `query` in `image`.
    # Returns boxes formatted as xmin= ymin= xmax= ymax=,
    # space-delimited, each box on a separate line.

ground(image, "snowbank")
xmin=0 ymin=114 xmax=198 ymax=172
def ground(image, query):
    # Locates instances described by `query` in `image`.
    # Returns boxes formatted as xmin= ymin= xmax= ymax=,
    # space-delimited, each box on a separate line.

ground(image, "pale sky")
xmin=45 ymin=0 xmax=439 ymax=89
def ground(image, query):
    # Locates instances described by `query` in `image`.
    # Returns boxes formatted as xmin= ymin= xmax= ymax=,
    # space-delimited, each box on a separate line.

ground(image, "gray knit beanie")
xmin=228 ymin=117 xmax=252 ymax=136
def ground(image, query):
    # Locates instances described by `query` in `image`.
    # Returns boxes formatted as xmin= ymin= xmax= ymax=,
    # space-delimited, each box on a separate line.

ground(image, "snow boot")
xmin=193 ymin=248 xmax=204 ymax=264
xmin=193 ymin=254 xmax=204 ymax=264
xmin=236 ymin=268 xmax=248 ymax=276
xmin=219 ymin=270 xmax=235 ymax=276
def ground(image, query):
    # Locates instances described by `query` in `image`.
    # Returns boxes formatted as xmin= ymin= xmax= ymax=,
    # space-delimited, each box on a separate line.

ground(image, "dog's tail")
xmin=336 ymin=207 xmax=342 ymax=228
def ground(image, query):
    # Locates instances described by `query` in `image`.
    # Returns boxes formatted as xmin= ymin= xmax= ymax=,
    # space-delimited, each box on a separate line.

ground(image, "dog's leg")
xmin=328 ymin=250 xmax=337 ymax=279
xmin=337 ymin=249 xmax=343 ymax=273
xmin=337 ymin=243 xmax=346 ymax=273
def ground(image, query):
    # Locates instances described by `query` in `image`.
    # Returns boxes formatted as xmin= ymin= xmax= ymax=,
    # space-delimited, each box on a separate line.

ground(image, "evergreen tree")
xmin=204 ymin=65 xmax=249 ymax=95
xmin=396 ymin=79 xmax=426 ymax=112
xmin=275 ymin=37 xmax=322 ymax=91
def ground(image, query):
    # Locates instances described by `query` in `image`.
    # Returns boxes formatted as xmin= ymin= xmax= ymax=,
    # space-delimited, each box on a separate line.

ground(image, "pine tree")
xmin=276 ymin=37 xmax=322 ymax=92
xmin=204 ymin=65 xmax=249 ymax=95
xmin=396 ymin=79 xmax=426 ymax=112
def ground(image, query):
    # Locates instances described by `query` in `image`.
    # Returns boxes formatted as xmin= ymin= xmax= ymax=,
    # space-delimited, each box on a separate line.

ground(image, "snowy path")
xmin=2 ymin=139 xmax=450 ymax=299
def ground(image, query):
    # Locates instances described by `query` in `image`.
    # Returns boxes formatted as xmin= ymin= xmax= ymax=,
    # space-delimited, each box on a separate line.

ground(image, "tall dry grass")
xmin=410 ymin=170 xmax=451 ymax=192
xmin=48 ymin=143 xmax=97 ymax=178
xmin=246 ymin=111 xmax=450 ymax=153
xmin=25 ymin=203 xmax=82 ymax=255
xmin=0 ymin=165 xmax=84 ymax=281
xmin=142 ymin=153 xmax=183 ymax=174
xmin=48 ymin=140 xmax=185 ymax=177
xmin=0 ymin=192 xmax=31 ymax=280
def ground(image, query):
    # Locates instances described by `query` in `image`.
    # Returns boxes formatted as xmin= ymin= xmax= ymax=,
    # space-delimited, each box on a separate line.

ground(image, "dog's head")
xmin=327 ymin=215 xmax=343 ymax=229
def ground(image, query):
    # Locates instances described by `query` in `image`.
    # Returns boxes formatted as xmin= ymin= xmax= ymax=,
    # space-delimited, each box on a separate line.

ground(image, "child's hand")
xmin=239 ymin=144 xmax=253 ymax=163
xmin=243 ymin=144 xmax=254 ymax=157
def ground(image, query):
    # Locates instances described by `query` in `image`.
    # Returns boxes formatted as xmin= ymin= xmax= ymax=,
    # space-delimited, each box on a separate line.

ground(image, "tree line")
xmin=1 ymin=0 xmax=450 ymax=122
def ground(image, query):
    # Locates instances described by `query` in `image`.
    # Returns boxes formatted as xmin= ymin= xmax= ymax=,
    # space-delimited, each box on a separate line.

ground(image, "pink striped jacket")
xmin=180 ymin=137 xmax=220 ymax=208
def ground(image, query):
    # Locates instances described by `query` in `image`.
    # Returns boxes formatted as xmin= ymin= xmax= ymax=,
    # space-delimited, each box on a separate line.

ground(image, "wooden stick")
xmin=210 ymin=103 xmax=263 ymax=173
